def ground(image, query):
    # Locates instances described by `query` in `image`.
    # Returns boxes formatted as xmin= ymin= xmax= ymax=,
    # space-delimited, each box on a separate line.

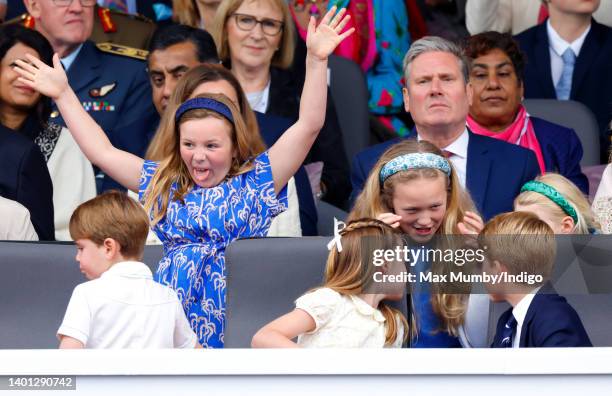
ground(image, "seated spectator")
xmin=464 ymin=31 xmax=588 ymax=194
xmin=57 ymin=191 xmax=199 ymax=349
xmin=514 ymin=0 xmax=612 ymax=162
xmin=351 ymin=36 xmax=540 ymax=221
xmin=173 ymin=0 xmax=222 ymax=30
xmin=0 ymin=24 xmax=96 ymax=240
xmin=252 ymin=219 xmax=407 ymax=348
xmin=290 ymin=0 xmax=412 ymax=136
xmin=515 ymin=173 xmax=600 ymax=234
xmin=480 ymin=211 xmax=592 ymax=348
xmin=0 ymin=122 xmax=54 ymax=240
xmin=466 ymin=0 xmax=612 ymax=35
xmin=23 ymin=0 xmax=159 ymax=192
xmin=592 ymin=161 xmax=612 ymax=233
xmin=212 ymin=0 xmax=351 ymax=208
xmin=0 ymin=196 xmax=38 ymax=240
xmin=145 ymin=24 xmax=316 ymax=235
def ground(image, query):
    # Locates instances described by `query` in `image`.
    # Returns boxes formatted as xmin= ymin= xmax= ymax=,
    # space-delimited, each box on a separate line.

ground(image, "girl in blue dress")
xmin=349 ymin=139 xmax=485 ymax=347
xmin=15 ymin=7 xmax=355 ymax=348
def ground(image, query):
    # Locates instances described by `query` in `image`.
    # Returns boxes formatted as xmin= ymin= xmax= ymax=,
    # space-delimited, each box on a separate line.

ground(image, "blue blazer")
xmin=52 ymin=40 xmax=159 ymax=192
xmin=515 ymin=20 xmax=612 ymax=160
xmin=350 ymin=131 xmax=540 ymax=221
xmin=0 ymin=124 xmax=54 ymax=241
xmin=531 ymin=117 xmax=588 ymax=194
xmin=492 ymin=284 xmax=592 ymax=347
xmin=255 ymin=112 xmax=318 ymax=236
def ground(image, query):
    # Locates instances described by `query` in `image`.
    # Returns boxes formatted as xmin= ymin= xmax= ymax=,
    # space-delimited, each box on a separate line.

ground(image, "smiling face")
xmin=179 ymin=116 xmax=236 ymax=188
xmin=391 ymin=175 xmax=448 ymax=243
xmin=469 ymin=48 xmax=523 ymax=131
xmin=403 ymin=51 xmax=472 ymax=133
xmin=74 ymin=238 xmax=111 ymax=280
xmin=226 ymin=0 xmax=283 ymax=70
xmin=28 ymin=0 xmax=93 ymax=55
xmin=0 ymin=42 xmax=42 ymax=113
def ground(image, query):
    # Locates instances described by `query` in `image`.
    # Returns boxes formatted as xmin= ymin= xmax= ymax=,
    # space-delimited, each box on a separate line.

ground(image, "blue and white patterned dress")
xmin=139 ymin=152 xmax=287 ymax=347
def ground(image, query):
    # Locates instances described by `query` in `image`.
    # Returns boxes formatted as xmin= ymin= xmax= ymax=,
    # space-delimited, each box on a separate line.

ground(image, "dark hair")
xmin=464 ymin=31 xmax=526 ymax=83
xmin=148 ymin=23 xmax=219 ymax=64
xmin=0 ymin=24 xmax=53 ymax=127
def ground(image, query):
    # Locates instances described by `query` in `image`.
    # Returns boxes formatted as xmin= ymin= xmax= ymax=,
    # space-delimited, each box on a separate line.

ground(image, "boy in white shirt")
xmin=57 ymin=191 xmax=199 ymax=349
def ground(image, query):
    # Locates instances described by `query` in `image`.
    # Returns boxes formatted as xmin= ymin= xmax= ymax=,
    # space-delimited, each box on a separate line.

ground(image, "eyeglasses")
xmin=232 ymin=14 xmax=284 ymax=36
xmin=52 ymin=0 xmax=96 ymax=6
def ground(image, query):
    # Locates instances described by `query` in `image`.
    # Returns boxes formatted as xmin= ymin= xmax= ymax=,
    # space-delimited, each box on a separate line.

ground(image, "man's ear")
xmin=25 ymin=0 xmax=40 ymax=19
xmin=403 ymin=86 xmax=410 ymax=113
xmin=466 ymin=81 xmax=474 ymax=107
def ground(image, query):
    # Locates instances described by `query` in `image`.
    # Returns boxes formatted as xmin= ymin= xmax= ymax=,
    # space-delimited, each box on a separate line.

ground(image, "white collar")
xmin=512 ymin=285 xmax=543 ymax=332
xmin=60 ymin=43 xmax=84 ymax=72
xmin=100 ymin=261 xmax=153 ymax=280
xmin=547 ymin=20 xmax=591 ymax=58
xmin=416 ymin=127 xmax=469 ymax=158
xmin=349 ymin=295 xmax=385 ymax=323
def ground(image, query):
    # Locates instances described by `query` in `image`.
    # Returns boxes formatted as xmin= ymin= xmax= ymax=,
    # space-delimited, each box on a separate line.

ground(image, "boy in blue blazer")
xmin=480 ymin=211 xmax=592 ymax=348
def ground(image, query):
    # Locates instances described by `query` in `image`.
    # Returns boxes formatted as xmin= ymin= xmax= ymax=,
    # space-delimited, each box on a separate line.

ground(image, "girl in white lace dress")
xmin=252 ymin=219 xmax=408 ymax=348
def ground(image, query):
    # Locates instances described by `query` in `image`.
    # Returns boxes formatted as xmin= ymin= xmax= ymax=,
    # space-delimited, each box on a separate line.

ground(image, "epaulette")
xmin=96 ymin=42 xmax=149 ymax=61
xmin=97 ymin=6 xmax=153 ymax=33
xmin=2 ymin=13 xmax=35 ymax=28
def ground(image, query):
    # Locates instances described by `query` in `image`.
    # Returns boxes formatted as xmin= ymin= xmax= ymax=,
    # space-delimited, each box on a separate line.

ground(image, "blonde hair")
xmin=69 ymin=191 xmax=150 ymax=259
xmin=322 ymin=218 xmax=409 ymax=346
xmin=211 ymin=0 xmax=295 ymax=69
xmin=514 ymin=173 xmax=600 ymax=234
xmin=172 ymin=0 xmax=200 ymax=27
xmin=142 ymin=92 xmax=262 ymax=226
xmin=480 ymin=211 xmax=556 ymax=284
xmin=146 ymin=64 xmax=265 ymax=161
xmin=349 ymin=139 xmax=477 ymax=335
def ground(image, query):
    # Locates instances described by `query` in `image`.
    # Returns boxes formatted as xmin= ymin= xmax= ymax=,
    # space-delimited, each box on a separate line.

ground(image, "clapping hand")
xmin=13 ymin=53 xmax=69 ymax=100
xmin=306 ymin=6 xmax=355 ymax=61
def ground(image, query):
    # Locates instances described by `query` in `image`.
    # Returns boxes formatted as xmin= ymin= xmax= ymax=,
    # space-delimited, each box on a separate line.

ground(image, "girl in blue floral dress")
xmin=15 ymin=7 xmax=354 ymax=348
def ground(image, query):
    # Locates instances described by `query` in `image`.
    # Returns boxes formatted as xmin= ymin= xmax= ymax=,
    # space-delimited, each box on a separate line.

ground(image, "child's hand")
xmin=457 ymin=211 xmax=484 ymax=235
xmin=306 ymin=6 xmax=355 ymax=61
xmin=377 ymin=212 xmax=402 ymax=229
xmin=13 ymin=53 xmax=69 ymax=100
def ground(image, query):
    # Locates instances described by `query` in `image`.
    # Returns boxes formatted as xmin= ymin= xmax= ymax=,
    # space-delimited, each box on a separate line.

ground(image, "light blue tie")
xmin=555 ymin=48 xmax=576 ymax=100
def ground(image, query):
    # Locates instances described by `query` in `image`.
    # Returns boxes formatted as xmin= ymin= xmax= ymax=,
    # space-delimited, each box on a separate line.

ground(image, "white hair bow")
xmin=327 ymin=218 xmax=346 ymax=252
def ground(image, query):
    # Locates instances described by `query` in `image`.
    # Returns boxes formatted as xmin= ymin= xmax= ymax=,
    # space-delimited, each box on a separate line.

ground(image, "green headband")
xmin=520 ymin=180 xmax=578 ymax=224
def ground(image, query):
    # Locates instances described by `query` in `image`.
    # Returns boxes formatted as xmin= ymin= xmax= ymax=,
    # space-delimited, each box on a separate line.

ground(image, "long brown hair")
xmin=146 ymin=63 xmax=264 ymax=161
xmin=322 ymin=218 xmax=409 ymax=346
xmin=349 ymin=139 xmax=476 ymax=335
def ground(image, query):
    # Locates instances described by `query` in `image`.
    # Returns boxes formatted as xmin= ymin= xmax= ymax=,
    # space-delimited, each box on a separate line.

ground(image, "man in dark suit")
xmin=0 ymin=123 xmax=54 ymax=240
xmin=351 ymin=36 xmax=540 ymax=221
xmin=515 ymin=0 xmax=612 ymax=162
xmin=23 ymin=0 xmax=158 ymax=192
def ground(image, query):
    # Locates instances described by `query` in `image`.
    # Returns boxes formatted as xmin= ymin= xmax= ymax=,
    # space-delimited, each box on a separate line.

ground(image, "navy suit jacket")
xmin=0 ymin=124 xmax=54 ymax=241
xmin=53 ymin=40 xmax=159 ymax=192
xmin=492 ymin=284 xmax=592 ymax=348
xmin=255 ymin=112 xmax=318 ymax=236
xmin=515 ymin=20 xmax=612 ymax=160
xmin=531 ymin=117 xmax=588 ymax=194
xmin=350 ymin=131 xmax=540 ymax=221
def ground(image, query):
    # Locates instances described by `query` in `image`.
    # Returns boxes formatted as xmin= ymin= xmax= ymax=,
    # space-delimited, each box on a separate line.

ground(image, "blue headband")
xmin=379 ymin=153 xmax=452 ymax=183
xmin=175 ymin=97 xmax=234 ymax=124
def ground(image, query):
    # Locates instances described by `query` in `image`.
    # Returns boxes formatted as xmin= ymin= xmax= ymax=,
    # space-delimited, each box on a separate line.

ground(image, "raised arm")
xmin=268 ymin=7 xmax=354 ymax=195
xmin=14 ymin=54 xmax=143 ymax=193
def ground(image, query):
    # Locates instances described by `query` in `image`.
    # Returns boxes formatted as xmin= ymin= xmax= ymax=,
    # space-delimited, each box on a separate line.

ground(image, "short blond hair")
xmin=69 ymin=191 xmax=150 ymax=259
xmin=211 ymin=0 xmax=295 ymax=69
xmin=480 ymin=211 xmax=556 ymax=283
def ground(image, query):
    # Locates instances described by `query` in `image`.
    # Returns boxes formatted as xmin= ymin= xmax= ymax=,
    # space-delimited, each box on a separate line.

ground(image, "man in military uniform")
xmin=23 ymin=0 xmax=158 ymax=192
xmin=4 ymin=0 xmax=157 ymax=50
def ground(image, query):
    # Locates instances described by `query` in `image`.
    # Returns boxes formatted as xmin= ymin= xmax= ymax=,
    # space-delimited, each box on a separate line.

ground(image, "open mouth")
xmin=413 ymin=226 xmax=433 ymax=235
xmin=193 ymin=168 xmax=210 ymax=180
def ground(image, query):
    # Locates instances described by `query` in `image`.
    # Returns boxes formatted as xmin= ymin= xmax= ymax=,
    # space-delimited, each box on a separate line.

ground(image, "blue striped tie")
xmin=555 ymin=48 xmax=576 ymax=100
xmin=498 ymin=314 xmax=517 ymax=348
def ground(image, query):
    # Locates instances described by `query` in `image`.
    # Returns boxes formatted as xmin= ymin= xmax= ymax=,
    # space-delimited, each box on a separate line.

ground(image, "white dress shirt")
xmin=547 ymin=20 xmax=591 ymax=87
xmin=511 ymin=286 xmax=542 ymax=348
xmin=418 ymin=128 xmax=469 ymax=188
xmin=60 ymin=44 xmax=84 ymax=72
